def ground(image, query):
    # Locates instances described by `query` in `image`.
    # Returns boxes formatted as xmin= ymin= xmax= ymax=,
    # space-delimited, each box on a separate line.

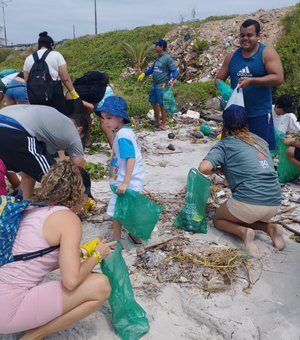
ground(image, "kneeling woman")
xmin=0 ymin=161 xmax=115 ymax=338
xmin=198 ymin=104 xmax=285 ymax=253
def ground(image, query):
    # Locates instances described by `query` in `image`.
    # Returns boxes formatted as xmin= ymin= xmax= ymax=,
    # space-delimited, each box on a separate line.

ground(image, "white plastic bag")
xmin=225 ymin=86 xmax=244 ymax=109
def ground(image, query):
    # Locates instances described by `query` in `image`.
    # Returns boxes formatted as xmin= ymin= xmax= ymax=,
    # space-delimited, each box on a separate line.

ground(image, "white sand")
xmin=2 ymin=120 xmax=300 ymax=340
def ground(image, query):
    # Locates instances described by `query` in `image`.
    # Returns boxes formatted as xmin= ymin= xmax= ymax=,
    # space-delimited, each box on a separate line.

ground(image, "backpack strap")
xmin=13 ymin=245 xmax=59 ymax=262
xmin=40 ymin=49 xmax=52 ymax=62
xmin=12 ymin=200 xmax=61 ymax=262
xmin=32 ymin=49 xmax=52 ymax=63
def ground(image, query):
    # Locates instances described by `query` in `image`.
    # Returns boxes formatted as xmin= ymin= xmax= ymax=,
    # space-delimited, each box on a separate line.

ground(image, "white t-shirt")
xmin=109 ymin=126 xmax=144 ymax=191
xmin=272 ymin=105 xmax=300 ymax=134
xmin=1 ymin=72 xmax=19 ymax=86
xmin=23 ymin=49 xmax=66 ymax=81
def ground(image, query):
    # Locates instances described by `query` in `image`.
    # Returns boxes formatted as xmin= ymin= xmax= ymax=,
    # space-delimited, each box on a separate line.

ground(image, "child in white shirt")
xmin=272 ymin=94 xmax=300 ymax=134
xmin=98 ymin=96 xmax=144 ymax=243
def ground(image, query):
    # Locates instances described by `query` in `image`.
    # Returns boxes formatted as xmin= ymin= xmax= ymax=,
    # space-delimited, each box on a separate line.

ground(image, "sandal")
xmin=128 ymin=233 xmax=143 ymax=245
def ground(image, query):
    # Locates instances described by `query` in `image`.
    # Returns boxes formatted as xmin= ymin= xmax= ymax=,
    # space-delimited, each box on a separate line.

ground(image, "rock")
xmin=194 ymin=131 xmax=204 ymax=139
xmin=167 ymin=144 xmax=176 ymax=151
xmin=204 ymin=97 xmax=221 ymax=110
xmin=168 ymin=132 xmax=176 ymax=139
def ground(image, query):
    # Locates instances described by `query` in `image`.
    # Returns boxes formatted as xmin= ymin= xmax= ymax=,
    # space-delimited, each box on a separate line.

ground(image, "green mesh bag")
xmin=277 ymin=139 xmax=300 ymax=183
xmin=101 ymin=242 xmax=150 ymax=340
xmin=162 ymin=86 xmax=176 ymax=113
xmin=174 ymin=168 xmax=211 ymax=233
xmin=112 ymin=186 xmax=164 ymax=241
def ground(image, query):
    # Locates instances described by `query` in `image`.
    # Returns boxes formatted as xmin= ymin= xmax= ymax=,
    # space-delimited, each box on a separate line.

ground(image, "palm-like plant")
xmin=119 ymin=41 xmax=152 ymax=71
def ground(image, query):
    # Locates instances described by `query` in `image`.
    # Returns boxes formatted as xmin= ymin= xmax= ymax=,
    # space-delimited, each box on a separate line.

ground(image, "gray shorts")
xmin=227 ymin=197 xmax=280 ymax=224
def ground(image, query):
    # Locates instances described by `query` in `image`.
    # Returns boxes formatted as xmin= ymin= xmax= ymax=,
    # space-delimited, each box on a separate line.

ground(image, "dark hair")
xmin=78 ymin=166 xmax=94 ymax=199
xmin=222 ymin=104 xmax=248 ymax=131
xmin=38 ymin=31 xmax=54 ymax=50
xmin=69 ymin=114 xmax=88 ymax=137
xmin=297 ymin=105 xmax=300 ymax=122
xmin=275 ymin=94 xmax=294 ymax=113
xmin=241 ymin=19 xmax=261 ymax=35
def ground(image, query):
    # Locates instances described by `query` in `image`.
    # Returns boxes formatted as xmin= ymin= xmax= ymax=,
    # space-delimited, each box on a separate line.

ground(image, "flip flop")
xmin=155 ymin=125 xmax=168 ymax=131
xmin=128 ymin=233 xmax=143 ymax=245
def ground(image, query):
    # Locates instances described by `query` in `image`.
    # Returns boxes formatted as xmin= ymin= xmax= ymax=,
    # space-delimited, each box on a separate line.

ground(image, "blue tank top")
xmin=229 ymin=43 xmax=272 ymax=118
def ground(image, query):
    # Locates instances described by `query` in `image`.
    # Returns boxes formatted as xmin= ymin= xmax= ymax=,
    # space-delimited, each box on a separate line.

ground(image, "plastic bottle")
xmin=199 ymin=124 xmax=213 ymax=136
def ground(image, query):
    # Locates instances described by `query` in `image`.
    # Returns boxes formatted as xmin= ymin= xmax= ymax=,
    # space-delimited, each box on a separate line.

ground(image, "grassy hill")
xmin=0 ymin=5 xmax=299 ymax=117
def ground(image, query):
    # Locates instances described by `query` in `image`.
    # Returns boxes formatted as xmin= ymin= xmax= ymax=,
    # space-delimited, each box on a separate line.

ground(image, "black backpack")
xmin=27 ymin=49 xmax=56 ymax=104
xmin=74 ymin=71 xmax=109 ymax=103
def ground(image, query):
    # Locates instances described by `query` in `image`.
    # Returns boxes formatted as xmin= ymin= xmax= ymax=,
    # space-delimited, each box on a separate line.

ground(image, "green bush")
xmin=276 ymin=3 xmax=300 ymax=106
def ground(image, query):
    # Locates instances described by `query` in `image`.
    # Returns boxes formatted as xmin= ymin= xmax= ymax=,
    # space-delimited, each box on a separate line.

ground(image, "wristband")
xmin=70 ymin=89 xmax=80 ymax=100
xmin=91 ymin=250 xmax=101 ymax=264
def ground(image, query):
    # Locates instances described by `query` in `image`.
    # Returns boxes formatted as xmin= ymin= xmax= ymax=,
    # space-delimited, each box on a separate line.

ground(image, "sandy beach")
xmin=1 ymin=114 xmax=300 ymax=340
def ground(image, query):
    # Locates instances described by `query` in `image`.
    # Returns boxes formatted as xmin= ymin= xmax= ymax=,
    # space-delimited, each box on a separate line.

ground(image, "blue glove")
xmin=216 ymin=81 xmax=233 ymax=101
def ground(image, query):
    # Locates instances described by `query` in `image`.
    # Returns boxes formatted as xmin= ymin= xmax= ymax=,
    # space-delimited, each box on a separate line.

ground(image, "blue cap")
xmin=153 ymin=39 xmax=167 ymax=49
xmin=99 ymin=96 xmax=130 ymax=123
xmin=223 ymin=104 xmax=248 ymax=131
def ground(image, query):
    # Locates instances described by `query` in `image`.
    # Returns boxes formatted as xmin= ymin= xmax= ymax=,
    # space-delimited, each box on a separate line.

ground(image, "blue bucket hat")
xmin=223 ymin=104 xmax=248 ymax=131
xmin=153 ymin=39 xmax=167 ymax=49
xmin=99 ymin=96 xmax=130 ymax=123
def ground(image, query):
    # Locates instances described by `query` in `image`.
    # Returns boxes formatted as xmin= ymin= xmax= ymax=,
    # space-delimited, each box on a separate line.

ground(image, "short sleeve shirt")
xmin=110 ymin=126 xmax=144 ymax=191
xmin=204 ymin=135 xmax=281 ymax=206
xmin=152 ymin=53 xmax=177 ymax=85
xmin=24 ymin=49 xmax=66 ymax=81
xmin=0 ymin=105 xmax=84 ymax=157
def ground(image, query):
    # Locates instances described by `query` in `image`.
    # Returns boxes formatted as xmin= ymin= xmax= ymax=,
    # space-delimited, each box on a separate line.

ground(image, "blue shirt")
xmin=229 ymin=43 xmax=272 ymax=118
xmin=145 ymin=53 xmax=177 ymax=86
xmin=204 ymin=134 xmax=281 ymax=206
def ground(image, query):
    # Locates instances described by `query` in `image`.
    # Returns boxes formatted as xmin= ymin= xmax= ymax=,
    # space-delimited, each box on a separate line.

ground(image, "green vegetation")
xmin=0 ymin=8 xmax=298 ymax=116
xmin=85 ymin=161 xmax=109 ymax=180
xmin=192 ymin=38 xmax=209 ymax=54
xmin=275 ymin=3 xmax=300 ymax=106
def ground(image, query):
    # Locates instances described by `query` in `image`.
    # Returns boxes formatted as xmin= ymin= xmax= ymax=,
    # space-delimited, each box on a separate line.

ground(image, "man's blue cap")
xmin=153 ymin=39 xmax=167 ymax=49
xmin=99 ymin=96 xmax=130 ymax=123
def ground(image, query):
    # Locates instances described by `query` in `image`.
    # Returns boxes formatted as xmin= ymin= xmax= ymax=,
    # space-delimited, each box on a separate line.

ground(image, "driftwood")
xmin=279 ymin=221 xmax=300 ymax=236
xmin=143 ymin=235 xmax=181 ymax=251
xmin=279 ymin=206 xmax=298 ymax=214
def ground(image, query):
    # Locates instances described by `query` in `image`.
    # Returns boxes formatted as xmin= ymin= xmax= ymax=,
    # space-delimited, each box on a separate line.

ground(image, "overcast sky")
xmin=1 ymin=0 xmax=299 ymax=45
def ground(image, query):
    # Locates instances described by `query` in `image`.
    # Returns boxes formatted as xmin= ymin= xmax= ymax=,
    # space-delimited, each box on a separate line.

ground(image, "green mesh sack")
xmin=270 ymin=128 xmax=285 ymax=159
xmin=162 ymin=86 xmax=176 ymax=113
xmin=174 ymin=168 xmax=211 ymax=233
xmin=101 ymin=242 xmax=150 ymax=340
xmin=112 ymin=186 xmax=164 ymax=241
xmin=277 ymin=139 xmax=300 ymax=183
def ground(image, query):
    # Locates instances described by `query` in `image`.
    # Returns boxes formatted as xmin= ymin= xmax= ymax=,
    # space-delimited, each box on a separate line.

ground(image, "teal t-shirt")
xmin=204 ymin=134 xmax=281 ymax=206
xmin=152 ymin=53 xmax=177 ymax=85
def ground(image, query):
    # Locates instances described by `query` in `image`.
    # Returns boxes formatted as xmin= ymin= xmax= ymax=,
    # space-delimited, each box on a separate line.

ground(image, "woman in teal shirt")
xmin=199 ymin=104 xmax=285 ymax=254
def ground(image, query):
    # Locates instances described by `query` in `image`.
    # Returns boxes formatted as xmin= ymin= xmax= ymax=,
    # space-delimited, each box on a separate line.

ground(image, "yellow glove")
xmin=137 ymin=73 xmax=145 ymax=81
xmin=83 ymin=197 xmax=96 ymax=215
xmin=70 ymin=89 xmax=80 ymax=100
xmin=81 ymin=239 xmax=99 ymax=259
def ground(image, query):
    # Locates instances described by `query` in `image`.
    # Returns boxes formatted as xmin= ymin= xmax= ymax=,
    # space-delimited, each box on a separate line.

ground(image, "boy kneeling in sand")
xmin=97 ymin=96 xmax=144 ymax=244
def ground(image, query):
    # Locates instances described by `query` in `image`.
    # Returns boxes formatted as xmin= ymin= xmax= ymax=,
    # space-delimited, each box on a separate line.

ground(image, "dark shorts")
xmin=149 ymin=85 xmax=164 ymax=105
xmin=0 ymin=127 xmax=56 ymax=181
xmin=247 ymin=113 xmax=276 ymax=150
xmin=295 ymin=147 xmax=300 ymax=161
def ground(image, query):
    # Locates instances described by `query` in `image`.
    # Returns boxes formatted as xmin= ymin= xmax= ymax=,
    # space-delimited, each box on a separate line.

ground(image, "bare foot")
xmin=243 ymin=228 xmax=259 ymax=254
xmin=268 ymin=224 xmax=286 ymax=250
